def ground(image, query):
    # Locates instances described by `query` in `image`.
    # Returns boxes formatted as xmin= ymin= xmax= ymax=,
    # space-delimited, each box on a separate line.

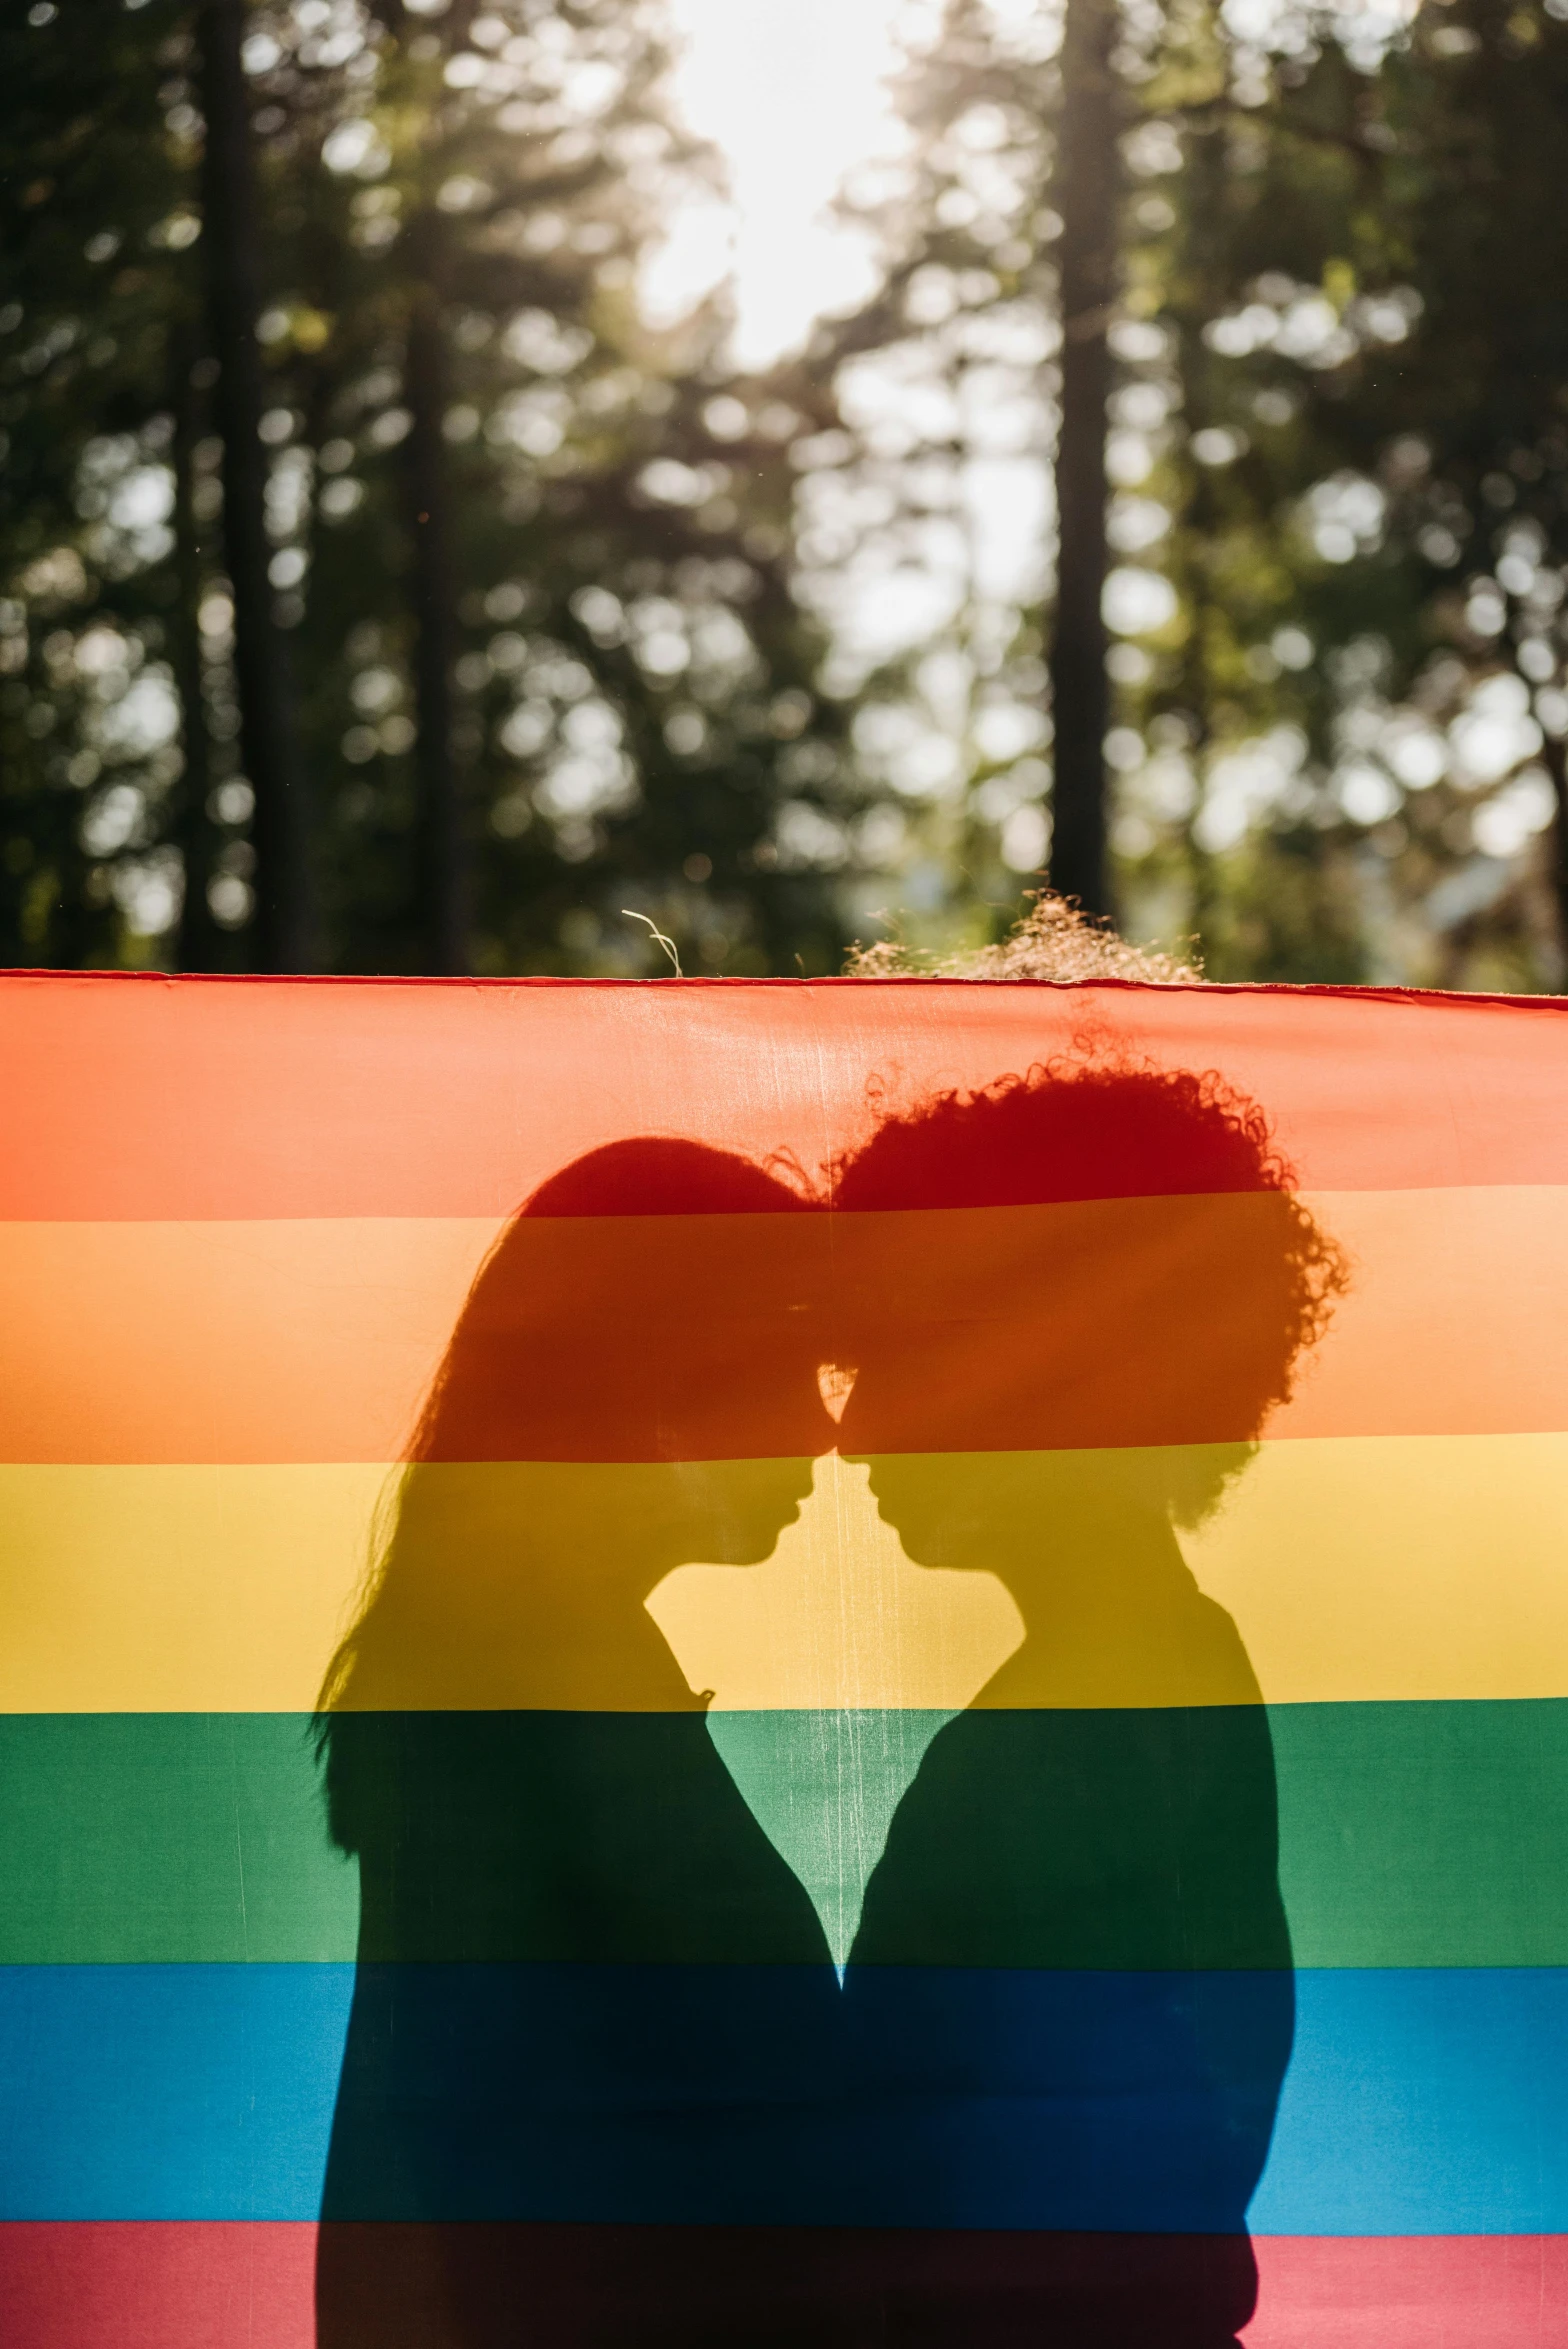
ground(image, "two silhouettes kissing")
xmin=316 ymin=1053 xmax=1343 ymax=2349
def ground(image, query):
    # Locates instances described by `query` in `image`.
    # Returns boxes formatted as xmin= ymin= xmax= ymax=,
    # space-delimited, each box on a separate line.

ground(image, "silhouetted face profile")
xmin=833 ymin=1059 xmax=1341 ymax=1582
xmin=316 ymin=1138 xmax=843 ymax=2349
xmin=828 ymin=1060 xmax=1344 ymax=2349
xmin=324 ymin=1136 xmax=833 ymax=1722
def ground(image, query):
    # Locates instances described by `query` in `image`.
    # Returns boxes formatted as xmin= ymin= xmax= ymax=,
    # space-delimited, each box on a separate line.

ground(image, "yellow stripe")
xmin=2 ymin=1438 xmax=1566 ymax=1712
xmin=1182 ymin=1431 xmax=1568 ymax=1708
xmin=0 ymin=1461 xmax=392 ymax=1715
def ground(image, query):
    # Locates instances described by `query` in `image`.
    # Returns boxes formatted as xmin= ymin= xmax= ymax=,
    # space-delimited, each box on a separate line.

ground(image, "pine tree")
xmin=0 ymin=0 xmax=195 ymax=965
xmin=1 ymin=0 xmax=868 ymax=977
xmin=198 ymin=0 xmax=316 ymax=967
xmin=199 ymin=0 xmax=868 ymax=975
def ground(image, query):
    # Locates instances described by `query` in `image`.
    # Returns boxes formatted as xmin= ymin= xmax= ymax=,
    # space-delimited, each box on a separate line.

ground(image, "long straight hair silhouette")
xmin=315 ymin=1138 xmax=848 ymax=2348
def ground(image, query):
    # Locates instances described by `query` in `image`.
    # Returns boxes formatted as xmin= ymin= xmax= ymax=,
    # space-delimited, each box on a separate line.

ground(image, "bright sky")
xmin=652 ymin=0 xmax=912 ymax=369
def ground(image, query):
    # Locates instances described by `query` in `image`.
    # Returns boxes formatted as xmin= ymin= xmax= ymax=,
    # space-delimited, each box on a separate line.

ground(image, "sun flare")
xmin=655 ymin=0 xmax=911 ymax=367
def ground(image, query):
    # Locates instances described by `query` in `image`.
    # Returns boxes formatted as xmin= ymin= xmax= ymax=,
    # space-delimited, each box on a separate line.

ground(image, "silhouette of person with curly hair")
xmin=829 ymin=1057 xmax=1345 ymax=2348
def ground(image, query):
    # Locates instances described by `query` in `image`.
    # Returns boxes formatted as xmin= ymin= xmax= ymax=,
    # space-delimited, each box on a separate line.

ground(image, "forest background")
xmin=4 ymin=0 xmax=1566 ymax=986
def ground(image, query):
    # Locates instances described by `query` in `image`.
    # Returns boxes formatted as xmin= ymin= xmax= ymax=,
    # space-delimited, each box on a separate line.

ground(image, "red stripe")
xmin=0 ymin=2223 xmax=315 ymax=2349
xmin=1249 ymin=2234 xmax=1568 ymax=2346
xmin=5 ymin=2225 xmax=1566 ymax=2348
xmin=2 ymin=975 xmax=1566 ymax=1218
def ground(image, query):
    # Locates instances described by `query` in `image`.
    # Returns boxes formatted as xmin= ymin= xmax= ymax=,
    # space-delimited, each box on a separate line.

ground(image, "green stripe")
xmin=1272 ymin=1698 xmax=1568 ymax=1968
xmin=0 ymin=1713 xmax=357 ymax=1963
xmin=2 ymin=1702 xmax=1565 ymax=1968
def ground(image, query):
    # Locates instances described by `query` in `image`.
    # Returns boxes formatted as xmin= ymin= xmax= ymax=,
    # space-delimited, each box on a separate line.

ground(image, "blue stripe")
xmin=1251 ymin=1966 xmax=1568 ymax=2235
xmin=1 ymin=1962 xmax=1563 ymax=2231
xmin=0 ymin=1962 xmax=353 ymax=2222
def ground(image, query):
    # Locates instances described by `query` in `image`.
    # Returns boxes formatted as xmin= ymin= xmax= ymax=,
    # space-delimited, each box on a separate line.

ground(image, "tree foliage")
xmin=6 ymin=0 xmax=1568 ymax=987
xmin=1 ymin=0 xmax=865 ymax=974
xmin=806 ymin=0 xmax=1568 ymax=986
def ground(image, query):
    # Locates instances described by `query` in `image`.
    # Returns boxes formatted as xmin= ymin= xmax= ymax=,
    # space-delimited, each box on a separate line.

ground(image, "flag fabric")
xmin=1 ymin=970 xmax=1566 ymax=2347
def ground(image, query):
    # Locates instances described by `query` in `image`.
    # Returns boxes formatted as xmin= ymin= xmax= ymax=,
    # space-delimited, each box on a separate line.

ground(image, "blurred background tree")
xmin=4 ymin=0 xmax=1566 ymax=985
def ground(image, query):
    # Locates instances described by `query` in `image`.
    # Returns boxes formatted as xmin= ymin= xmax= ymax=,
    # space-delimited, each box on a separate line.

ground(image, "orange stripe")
xmin=0 ymin=1189 xmax=1561 ymax=1464
xmin=1 ymin=975 xmax=1566 ymax=1217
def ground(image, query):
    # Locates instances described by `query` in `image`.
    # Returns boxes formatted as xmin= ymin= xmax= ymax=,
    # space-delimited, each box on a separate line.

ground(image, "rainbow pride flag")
xmin=1 ymin=971 xmax=1566 ymax=2347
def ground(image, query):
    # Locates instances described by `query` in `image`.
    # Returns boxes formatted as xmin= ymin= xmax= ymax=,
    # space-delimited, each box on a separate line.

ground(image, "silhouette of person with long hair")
xmin=314 ymin=1138 xmax=847 ymax=2348
xmin=829 ymin=1058 xmax=1345 ymax=2348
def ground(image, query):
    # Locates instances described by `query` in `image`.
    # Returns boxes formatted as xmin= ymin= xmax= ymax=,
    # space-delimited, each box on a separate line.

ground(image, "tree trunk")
xmin=1048 ymin=0 xmax=1119 ymax=920
xmin=405 ymin=248 xmax=468 ymax=974
xmin=169 ymin=337 xmax=221 ymax=971
xmin=197 ymin=0 xmax=315 ymax=971
xmin=1540 ymin=726 xmax=1568 ymax=964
